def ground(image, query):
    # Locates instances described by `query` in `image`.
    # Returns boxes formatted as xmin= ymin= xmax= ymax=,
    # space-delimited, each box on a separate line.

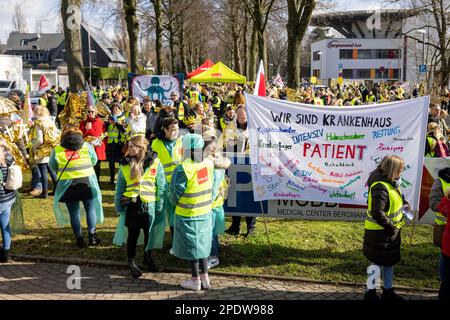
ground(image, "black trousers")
xmin=190 ymin=259 xmax=208 ymax=277
xmin=230 ymin=216 xmax=256 ymax=231
xmin=94 ymin=161 xmax=101 ymax=181
xmin=127 ymin=227 xmax=149 ymax=260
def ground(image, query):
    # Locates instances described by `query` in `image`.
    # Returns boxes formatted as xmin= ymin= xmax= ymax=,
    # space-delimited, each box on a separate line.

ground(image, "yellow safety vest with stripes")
xmin=175 ymin=158 xmax=214 ymax=217
xmin=57 ymin=92 xmax=67 ymax=105
xmin=121 ymin=160 xmax=159 ymax=203
xmin=54 ymin=143 xmax=95 ymax=180
xmin=107 ymin=116 xmax=126 ymax=144
xmin=190 ymin=91 xmax=200 ymax=103
xmin=151 ymin=138 xmax=183 ymax=184
xmin=365 ymin=181 xmax=405 ymax=230
xmin=436 ymin=178 xmax=450 ymax=225
xmin=177 ymin=102 xmax=185 ymax=121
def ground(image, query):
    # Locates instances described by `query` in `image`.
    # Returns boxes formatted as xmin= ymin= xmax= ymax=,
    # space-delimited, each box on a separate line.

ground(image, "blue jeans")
xmin=66 ymin=198 xmax=96 ymax=238
xmin=380 ymin=265 xmax=394 ymax=289
xmin=439 ymin=253 xmax=450 ymax=300
xmin=37 ymin=164 xmax=57 ymax=192
xmin=31 ymin=166 xmax=42 ymax=190
xmin=0 ymin=198 xmax=16 ymax=250
xmin=210 ymin=235 xmax=219 ymax=257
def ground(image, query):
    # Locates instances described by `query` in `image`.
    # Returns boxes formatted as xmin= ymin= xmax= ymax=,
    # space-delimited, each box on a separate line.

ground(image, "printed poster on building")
xmin=245 ymin=94 xmax=430 ymax=209
xmin=128 ymin=73 xmax=184 ymax=102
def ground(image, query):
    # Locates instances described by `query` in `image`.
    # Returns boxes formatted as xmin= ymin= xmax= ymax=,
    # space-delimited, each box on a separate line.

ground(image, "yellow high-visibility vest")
xmin=107 ymin=116 xmax=126 ymax=144
xmin=151 ymin=137 xmax=183 ymax=183
xmin=177 ymin=102 xmax=185 ymax=121
xmin=212 ymin=177 xmax=227 ymax=208
xmin=175 ymin=158 xmax=214 ymax=217
xmin=54 ymin=143 xmax=95 ymax=180
xmin=435 ymin=178 xmax=450 ymax=225
xmin=39 ymin=97 xmax=48 ymax=107
xmin=121 ymin=159 xmax=159 ymax=203
xmin=365 ymin=181 xmax=405 ymax=230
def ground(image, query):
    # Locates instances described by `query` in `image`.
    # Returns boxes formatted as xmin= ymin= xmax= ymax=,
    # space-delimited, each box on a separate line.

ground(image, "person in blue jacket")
xmin=113 ymin=135 xmax=165 ymax=278
xmin=169 ymin=133 xmax=215 ymax=291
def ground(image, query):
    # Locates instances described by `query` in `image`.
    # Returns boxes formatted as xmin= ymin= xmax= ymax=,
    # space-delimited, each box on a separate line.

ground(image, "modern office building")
xmin=310 ymin=9 xmax=430 ymax=85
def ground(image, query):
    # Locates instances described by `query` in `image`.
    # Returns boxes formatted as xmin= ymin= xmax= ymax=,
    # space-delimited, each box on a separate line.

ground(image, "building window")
xmin=342 ymin=69 xmax=353 ymax=78
xmin=313 ymin=51 xmax=321 ymax=61
xmin=312 ymin=69 xmax=321 ymax=78
xmin=375 ymin=49 xmax=400 ymax=59
xmin=357 ymin=69 xmax=371 ymax=78
xmin=357 ymin=49 xmax=373 ymax=59
xmin=339 ymin=49 xmax=353 ymax=59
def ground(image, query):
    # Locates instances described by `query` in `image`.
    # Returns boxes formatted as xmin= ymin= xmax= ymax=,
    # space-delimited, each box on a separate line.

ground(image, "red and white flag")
xmin=273 ymin=73 xmax=284 ymax=88
xmin=38 ymin=74 xmax=49 ymax=91
xmin=254 ymin=60 xmax=266 ymax=96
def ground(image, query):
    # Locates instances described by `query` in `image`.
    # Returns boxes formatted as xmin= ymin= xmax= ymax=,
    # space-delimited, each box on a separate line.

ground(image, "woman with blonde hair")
xmin=114 ymin=135 xmax=165 ymax=278
xmin=363 ymin=155 xmax=409 ymax=300
xmin=49 ymin=123 xmax=103 ymax=248
xmin=125 ymin=104 xmax=147 ymax=139
xmin=30 ymin=105 xmax=58 ymax=198
xmin=0 ymin=138 xmax=19 ymax=262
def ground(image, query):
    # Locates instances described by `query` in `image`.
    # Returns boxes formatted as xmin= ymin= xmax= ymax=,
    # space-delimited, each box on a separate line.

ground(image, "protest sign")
xmin=128 ymin=73 xmax=184 ymax=102
xmin=245 ymin=94 xmax=430 ymax=210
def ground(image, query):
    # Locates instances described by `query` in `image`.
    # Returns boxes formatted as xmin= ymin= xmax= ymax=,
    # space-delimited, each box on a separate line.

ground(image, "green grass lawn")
xmin=10 ymin=163 xmax=441 ymax=289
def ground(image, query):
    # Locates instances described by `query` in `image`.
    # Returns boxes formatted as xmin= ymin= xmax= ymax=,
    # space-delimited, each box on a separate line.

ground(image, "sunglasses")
xmin=88 ymin=110 xmax=96 ymax=113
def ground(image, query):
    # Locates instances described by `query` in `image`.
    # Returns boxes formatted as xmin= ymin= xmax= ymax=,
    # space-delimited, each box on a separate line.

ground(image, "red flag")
xmin=254 ymin=60 xmax=266 ymax=96
xmin=38 ymin=74 xmax=49 ymax=91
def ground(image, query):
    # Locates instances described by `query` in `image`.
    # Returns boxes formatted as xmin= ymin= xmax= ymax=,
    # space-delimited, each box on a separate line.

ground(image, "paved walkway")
xmin=0 ymin=261 xmax=437 ymax=300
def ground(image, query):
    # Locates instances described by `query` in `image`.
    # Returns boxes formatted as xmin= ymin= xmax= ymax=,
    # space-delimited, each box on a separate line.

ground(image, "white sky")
xmin=0 ymin=0 xmax=383 ymax=44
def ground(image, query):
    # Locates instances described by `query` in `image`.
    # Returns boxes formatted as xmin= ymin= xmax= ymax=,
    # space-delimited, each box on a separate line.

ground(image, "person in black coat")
xmin=45 ymin=90 xmax=58 ymax=122
xmin=363 ymin=155 xmax=409 ymax=301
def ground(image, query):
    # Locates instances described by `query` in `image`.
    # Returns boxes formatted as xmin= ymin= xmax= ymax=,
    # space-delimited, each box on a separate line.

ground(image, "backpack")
xmin=0 ymin=162 xmax=23 ymax=191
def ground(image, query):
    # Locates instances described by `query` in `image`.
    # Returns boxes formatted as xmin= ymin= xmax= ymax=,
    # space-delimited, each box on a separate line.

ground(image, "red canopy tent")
xmin=187 ymin=59 xmax=214 ymax=79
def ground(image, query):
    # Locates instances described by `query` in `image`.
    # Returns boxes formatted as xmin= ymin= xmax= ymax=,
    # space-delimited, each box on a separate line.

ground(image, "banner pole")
xmin=405 ymin=211 xmax=417 ymax=262
xmin=259 ymin=201 xmax=273 ymax=254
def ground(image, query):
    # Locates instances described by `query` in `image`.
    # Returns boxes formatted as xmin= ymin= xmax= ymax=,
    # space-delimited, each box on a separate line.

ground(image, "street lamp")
xmin=317 ymin=51 xmax=323 ymax=83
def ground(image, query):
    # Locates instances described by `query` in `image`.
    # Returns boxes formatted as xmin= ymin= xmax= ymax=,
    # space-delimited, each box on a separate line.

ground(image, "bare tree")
xmin=34 ymin=18 xmax=43 ymax=34
xmin=61 ymin=0 xmax=85 ymax=92
xmin=12 ymin=2 xmax=28 ymax=33
xmin=123 ymin=0 xmax=140 ymax=73
xmin=286 ymin=0 xmax=316 ymax=88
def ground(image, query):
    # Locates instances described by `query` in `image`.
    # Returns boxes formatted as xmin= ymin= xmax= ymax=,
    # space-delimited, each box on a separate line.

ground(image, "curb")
xmin=11 ymin=254 xmax=439 ymax=293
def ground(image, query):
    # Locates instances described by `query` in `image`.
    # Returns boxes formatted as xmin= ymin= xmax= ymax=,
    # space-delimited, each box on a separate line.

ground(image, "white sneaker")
xmin=207 ymin=256 xmax=219 ymax=269
xmin=169 ymin=248 xmax=174 ymax=256
xmin=180 ymin=278 xmax=201 ymax=291
xmin=200 ymin=275 xmax=211 ymax=290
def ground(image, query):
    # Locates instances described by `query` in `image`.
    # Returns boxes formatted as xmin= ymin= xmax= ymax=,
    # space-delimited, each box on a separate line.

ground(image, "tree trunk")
xmin=123 ymin=0 xmax=139 ymax=73
xmin=178 ymin=20 xmax=187 ymax=75
xmin=242 ymin=11 xmax=249 ymax=78
xmin=286 ymin=0 xmax=316 ymax=89
xmin=248 ymin=21 xmax=258 ymax=81
xmin=61 ymin=0 xmax=85 ymax=92
xmin=152 ymin=0 xmax=163 ymax=74
xmin=168 ymin=21 xmax=176 ymax=74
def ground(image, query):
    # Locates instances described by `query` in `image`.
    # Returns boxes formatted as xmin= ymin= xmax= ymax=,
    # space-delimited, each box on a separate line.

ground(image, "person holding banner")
xmin=363 ymin=155 xmax=409 ymax=301
xmin=436 ymin=187 xmax=450 ymax=300
xmin=430 ymin=168 xmax=450 ymax=248
xmin=169 ymin=133 xmax=214 ymax=291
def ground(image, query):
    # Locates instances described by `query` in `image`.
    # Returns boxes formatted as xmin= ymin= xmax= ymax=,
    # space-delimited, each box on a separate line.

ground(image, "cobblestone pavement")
xmin=0 ymin=261 xmax=438 ymax=300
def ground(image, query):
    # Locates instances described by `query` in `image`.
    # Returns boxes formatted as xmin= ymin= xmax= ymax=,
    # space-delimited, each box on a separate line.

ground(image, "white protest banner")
xmin=245 ymin=94 xmax=430 ymax=210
